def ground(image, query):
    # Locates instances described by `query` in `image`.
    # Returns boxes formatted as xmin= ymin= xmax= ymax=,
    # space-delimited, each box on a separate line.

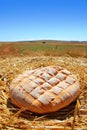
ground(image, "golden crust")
xmin=10 ymin=66 xmax=80 ymax=114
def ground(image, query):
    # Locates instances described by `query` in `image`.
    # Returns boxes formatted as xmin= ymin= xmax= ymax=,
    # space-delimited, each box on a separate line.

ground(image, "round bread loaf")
xmin=10 ymin=66 xmax=80 ymax=114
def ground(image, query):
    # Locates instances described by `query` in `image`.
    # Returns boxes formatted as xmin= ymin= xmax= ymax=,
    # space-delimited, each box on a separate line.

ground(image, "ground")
xmin=0 ymin=55 xmax=87 ymax=130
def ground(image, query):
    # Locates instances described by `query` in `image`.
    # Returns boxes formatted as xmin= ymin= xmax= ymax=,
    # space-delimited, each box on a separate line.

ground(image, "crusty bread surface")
xmin=10 ymin=66 xmax=80 ymax=114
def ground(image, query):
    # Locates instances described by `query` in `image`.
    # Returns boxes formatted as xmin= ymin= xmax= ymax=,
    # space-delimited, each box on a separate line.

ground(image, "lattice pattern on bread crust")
xmin=10 ymin=66 xmax=80 ymax=114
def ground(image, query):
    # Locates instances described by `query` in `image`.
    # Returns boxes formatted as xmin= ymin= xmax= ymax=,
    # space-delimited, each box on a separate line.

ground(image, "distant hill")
xmin=0 ymin=40 xmax=87 ymax=45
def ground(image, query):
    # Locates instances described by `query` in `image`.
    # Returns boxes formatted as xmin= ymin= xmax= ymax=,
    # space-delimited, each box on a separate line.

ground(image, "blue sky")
xmin=0 ymin=0 xmax=87 ymax=41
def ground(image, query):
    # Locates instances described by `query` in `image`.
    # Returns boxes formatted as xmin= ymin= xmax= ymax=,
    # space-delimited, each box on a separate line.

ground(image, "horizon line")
xmin=0 ymin=39 xmax=87 ymax=43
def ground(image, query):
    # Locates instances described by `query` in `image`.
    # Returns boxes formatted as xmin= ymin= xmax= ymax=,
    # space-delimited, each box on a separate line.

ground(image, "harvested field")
xmin=0 ymin=41 xmax=87 ymax=57
xmin=0 ymin=55 xmax=87 ymax=130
